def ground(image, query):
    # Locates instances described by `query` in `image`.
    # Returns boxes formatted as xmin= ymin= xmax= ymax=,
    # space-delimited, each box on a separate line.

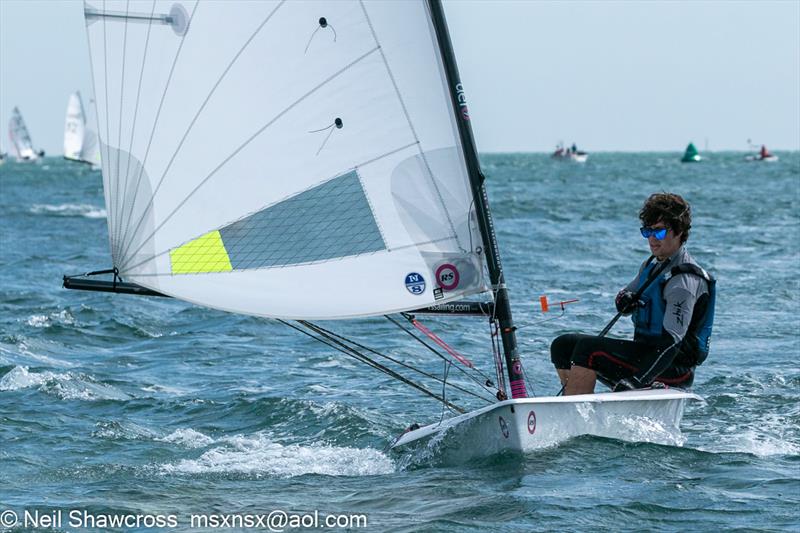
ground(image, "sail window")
xmin=169 ymin=170 xmax=385 ymax=274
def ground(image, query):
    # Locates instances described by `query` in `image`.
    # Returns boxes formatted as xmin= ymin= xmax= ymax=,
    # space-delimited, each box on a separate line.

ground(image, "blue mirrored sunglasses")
xmin=640 ymin=226 xmax=668 ymax=240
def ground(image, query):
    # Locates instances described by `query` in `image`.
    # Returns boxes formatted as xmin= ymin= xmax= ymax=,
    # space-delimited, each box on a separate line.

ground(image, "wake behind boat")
xmin=64 ymin=0 xmax=698 ymax=460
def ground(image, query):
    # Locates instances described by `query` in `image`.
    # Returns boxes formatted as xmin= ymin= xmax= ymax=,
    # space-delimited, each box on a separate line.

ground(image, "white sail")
xmin=83 ymin=0 xmax=489 ymax=319
xmin=81 ymin=128 xmax=102 ymax=168
xmin=64 ymin=91 xmax=102 ymax=167
xmin=64 ymin=91 xmax=87 ymax=161
xmin=8 ymin=107 xmax=39 ymax=161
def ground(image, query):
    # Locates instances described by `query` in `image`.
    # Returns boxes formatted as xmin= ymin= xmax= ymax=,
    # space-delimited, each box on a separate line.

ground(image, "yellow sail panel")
xmin=170 ymin=231 xmax=233 ymax=274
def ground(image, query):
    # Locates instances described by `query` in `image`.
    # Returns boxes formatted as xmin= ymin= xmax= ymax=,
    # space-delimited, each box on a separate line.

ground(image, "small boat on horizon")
xmin=681 ymin=142 xmax=701 ymax=163
xmin=552 ymin=142 xmax=588 ymax=163
xmin=745 ymin=144 xmax=778 ymax=162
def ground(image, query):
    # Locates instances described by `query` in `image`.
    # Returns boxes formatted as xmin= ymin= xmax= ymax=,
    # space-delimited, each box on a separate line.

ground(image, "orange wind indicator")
xmin=539 ymin=295 xmax=580 ymax=313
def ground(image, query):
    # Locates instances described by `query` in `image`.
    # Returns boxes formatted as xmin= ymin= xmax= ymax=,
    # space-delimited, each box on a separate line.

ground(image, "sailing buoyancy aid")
xmin=633 ymin=257 xmax=716 ymax=366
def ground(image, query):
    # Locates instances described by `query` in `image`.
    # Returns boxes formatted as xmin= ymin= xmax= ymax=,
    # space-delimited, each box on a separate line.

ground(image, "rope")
xmin=280 ymin=320 xmax=466 ymax=413
xmin=387 ymin=314 xmax=498 ymax=397
xmin=300 ymin=320 xmax=493 ymax=403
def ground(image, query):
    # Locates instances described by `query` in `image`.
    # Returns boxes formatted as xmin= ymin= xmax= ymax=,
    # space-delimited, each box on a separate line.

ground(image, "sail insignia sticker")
xmin=527 ymin=411 xmax=537 ymax=435
xmin=405 ymin=273 xmax=426 ymax=295
xmin=435 ymin=263 xmax=460 ymax=291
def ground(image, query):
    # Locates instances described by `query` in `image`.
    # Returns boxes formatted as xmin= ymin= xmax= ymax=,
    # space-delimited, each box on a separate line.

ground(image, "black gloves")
xmin=615 ymin=290 xmax=638 ymax=315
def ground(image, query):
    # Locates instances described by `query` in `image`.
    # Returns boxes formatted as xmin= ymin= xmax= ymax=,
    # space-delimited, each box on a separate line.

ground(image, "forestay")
xmin=83 ymin=0 xmax=489 ymax=319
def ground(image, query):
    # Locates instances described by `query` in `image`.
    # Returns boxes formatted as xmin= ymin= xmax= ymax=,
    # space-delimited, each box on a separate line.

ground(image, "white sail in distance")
xmin=64 ymin=92 xmax=87 ymax=161
xmin=64 ymin=91 xmax=102 ymax=167
xmin=8 ymin=107 xmax=39 ymax=161
xmin=83 ymin=0 xmax=489 ymax=319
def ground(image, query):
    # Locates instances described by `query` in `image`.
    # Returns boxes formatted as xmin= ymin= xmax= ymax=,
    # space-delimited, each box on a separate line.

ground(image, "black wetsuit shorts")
xmin=550 ymin=333 xmax=694 ymax=388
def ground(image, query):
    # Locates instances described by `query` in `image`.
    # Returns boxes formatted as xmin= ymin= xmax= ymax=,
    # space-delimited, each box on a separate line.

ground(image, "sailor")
xmin=760 ymin=145 xmax=769 ymax=159
xmin=550 ymin=192 xmax=716 ymax=395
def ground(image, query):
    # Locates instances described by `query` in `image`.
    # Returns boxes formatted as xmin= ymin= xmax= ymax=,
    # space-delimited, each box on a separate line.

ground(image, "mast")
xmin=428 ymin=0 xmax=527 ymax=399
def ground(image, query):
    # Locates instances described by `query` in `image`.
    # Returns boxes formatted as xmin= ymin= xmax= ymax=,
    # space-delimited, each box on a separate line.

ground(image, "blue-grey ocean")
xmin=1 ymin=152 xmax=798 ymax=532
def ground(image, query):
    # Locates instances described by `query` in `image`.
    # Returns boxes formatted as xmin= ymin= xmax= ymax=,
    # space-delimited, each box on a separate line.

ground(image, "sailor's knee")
xmin=550 ymin=333 xmax=576 ymax=368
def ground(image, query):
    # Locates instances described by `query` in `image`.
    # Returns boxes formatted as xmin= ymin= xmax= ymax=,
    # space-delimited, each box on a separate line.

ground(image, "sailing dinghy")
xmin=64 ymin=91 xmax=102 ymax=168
xmin=8 ymin=107 xmax=44 ymax=162
xmin=65 ymin=0 xmax=700 ymax=457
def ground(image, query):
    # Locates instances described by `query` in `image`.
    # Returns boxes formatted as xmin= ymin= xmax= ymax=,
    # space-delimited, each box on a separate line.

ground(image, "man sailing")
xmin=551 ymin=192 xmax=716 ymax=395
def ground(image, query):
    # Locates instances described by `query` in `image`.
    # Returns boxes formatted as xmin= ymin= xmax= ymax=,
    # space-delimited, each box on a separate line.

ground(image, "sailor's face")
xmin=648 ymin=221 xmax=682 ymax=260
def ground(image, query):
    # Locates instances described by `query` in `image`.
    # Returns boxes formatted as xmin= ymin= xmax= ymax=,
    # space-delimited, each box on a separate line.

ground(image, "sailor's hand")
xmin=615 ymin=290 xmax=638 ymax=315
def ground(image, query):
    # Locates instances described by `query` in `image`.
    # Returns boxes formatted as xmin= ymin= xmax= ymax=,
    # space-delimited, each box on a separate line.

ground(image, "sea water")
xmin=1 ymin=153 xmax=798 ymax=532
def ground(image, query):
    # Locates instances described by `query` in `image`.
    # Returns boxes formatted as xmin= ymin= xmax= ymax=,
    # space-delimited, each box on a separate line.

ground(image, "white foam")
xmin=0 ymin=365 xmax=128 ymax=401
xmin=25 ymin=310 xmax=76 ymax=328
xmin=160 ymin=433 xmax=395 ymax=477
xmin=718 ymin=429 xmax=800 ymax=457
xmin=156 ymin=429 xmax=214 ymax=449
xmin=694 ymin=414 xmax=800 ymax=458
xmin=30 ymin=203 xmax=106 ymax=218
xmin=141 ymin=383 xmax=189 ymax=395
xmin=93 ymin=420 xmax=157 ymax=441
xmin=0 ymin=365 xmax=57 ymax=390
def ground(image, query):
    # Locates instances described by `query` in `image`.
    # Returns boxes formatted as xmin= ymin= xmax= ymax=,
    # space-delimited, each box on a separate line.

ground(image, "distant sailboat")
xmin=745 ymin=144 xmax=778 ymax=162
xmin=64 ymin=91 xmax=101 ymax=168
xmin=681 ymin=142 xmax=701 ymax=163
xmin=8 ymin=107 xmax=45 ymax=162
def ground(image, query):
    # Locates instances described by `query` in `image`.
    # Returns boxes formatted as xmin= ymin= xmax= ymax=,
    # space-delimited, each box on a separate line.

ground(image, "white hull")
xmin=392 ymin=388 xmax=700 ymax=459
xmin=552 ymin=152 xmax=588 ymax=163
xmin=745 ymin=155 xmax=778 ymax=162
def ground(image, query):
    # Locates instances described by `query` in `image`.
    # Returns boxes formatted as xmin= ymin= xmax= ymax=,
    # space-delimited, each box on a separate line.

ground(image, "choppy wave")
xmin=26 ymin=310 xmax=76 ymax=328
xmin=160 ymin=432 xmax=395 ymax=477
xmin=30 ymin=203 xmax=106 ymax=218
xmin=0 ymin=365 xmax=130 ymax=401
xmin=156 ymin=428 xmax=216 ymax=449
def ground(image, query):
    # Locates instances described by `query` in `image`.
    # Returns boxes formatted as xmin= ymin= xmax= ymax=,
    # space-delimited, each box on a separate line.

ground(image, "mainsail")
xmin=83 ymin=0 xmax=491 ymax=320
xmin=8 ymin=107 xmax=39 ymax=161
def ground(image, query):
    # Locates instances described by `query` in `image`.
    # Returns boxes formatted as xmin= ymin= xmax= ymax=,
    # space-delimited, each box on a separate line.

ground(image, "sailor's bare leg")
xmin=564 ymin=365 xmax=596 ymax=395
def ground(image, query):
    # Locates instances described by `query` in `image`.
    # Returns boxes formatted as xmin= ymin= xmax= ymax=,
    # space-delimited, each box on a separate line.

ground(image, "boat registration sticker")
xmin=435 ymin=263 xmax=460 ymax=291
xmin=404 ymin=273 xmax=426 ymax=295
xmin=527 ymin=410 xmax=537 ymax=435
xmin=499 ymin=416 xmax=509 ymax=438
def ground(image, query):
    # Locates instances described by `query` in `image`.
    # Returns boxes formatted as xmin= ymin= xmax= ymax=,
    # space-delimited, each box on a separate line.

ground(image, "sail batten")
xmin=85 ymin=0 xmax=490 ymax=319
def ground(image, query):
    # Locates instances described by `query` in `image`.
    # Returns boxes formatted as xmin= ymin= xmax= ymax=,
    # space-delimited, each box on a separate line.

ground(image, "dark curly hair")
xmin=639 ymin=193 xmax=692 ymax=244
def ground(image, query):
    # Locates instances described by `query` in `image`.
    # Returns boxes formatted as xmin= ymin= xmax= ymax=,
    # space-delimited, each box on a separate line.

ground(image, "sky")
xmin=1 ymin=0 xmax=798 ymax=155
